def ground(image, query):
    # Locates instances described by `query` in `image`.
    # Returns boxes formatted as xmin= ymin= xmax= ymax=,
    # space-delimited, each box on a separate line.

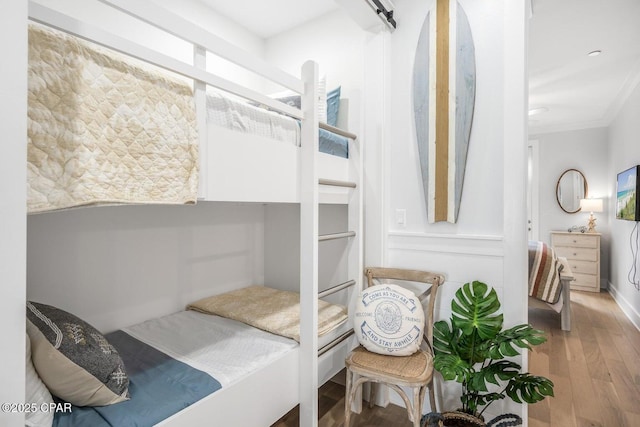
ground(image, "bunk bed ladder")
xmin=299 ymin=61 xmax=363 ymax=427
xmin=299 ymin=60 xmax=319 ymax=427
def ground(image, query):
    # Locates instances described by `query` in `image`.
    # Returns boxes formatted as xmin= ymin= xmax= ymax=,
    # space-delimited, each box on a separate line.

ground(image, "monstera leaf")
xmin=433 ymin=353 xmax=471 ymax=383
xmin=485 ymin=324 xmax=547 ymax=359
xmin=468 ymin=360 xmax=521 ymax=391
xmin=505 ymin=374 xmax=555 ymax=404
xmin=433 ymin=320 xmax=460 ymax=356
xmin=451 ymin=281 xmax=503 ymax=340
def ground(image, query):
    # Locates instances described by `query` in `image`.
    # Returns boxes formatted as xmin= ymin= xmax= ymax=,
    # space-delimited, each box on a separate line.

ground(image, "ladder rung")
xmin=319 ymin=178 xmax=356 ymax=188
xmin=318 ymin=329 xmax=355 ymax=357
xmin=318 ymin=280 xmax=356 ymax=299
xmin=318 ymin=231 xmax=356 ymax=242
xmin=319 ymin=122 xmax=357 ymax=140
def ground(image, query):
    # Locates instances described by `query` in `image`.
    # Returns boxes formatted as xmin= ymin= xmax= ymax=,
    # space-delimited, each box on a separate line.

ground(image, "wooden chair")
xmin=344 ymin=267 xmax=444 ymax=427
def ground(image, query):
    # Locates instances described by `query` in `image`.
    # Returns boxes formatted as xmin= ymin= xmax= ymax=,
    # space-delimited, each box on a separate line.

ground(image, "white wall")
xmin=532 ymin=128 xmax=609 ymax=242
xmin=28 ymin=203 xmax=265 ymax=333
xmin=264 ymin=9 xmax=367 ymax=131
xmin=607 ymin=79 xmax=640 ymax=329
xmin=382 ymin=0 xmax=528 ymax=419
xmin=531 ymin=127 xmax=610 ymax=285
xmin=264 ymin=204 xmax=350 ymax=307
xmin=0 ymin=2 xmax=27 ymax=426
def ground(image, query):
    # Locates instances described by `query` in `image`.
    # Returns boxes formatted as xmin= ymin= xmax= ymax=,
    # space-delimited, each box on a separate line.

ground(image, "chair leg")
xmin=369 ymin=382 xmax=376 ymax=408
xmin=419 ymin=385 xmax=427 ymax=411
xmin=412 ymin=386 xmax=422 ymax=427
xmin=428 ymin=383 xmax=437 ymax=413
xmin=344 ymin=368 xmax=352 ymax=427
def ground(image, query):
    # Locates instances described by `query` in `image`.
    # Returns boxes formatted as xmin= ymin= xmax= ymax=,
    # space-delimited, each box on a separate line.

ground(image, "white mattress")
xmin=121 ymin=310 xmax=297 ymax=387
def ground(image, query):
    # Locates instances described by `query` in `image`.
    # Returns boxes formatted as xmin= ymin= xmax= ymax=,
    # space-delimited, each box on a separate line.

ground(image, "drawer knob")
xmin=573 ymin=240 xmax=577 ymax=243
xmin=573 ymin=253 xmax=577 ymax=256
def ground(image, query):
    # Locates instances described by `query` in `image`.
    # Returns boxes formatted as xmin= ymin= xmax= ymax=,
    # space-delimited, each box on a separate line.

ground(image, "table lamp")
xmin=580 ymin=198 xmax=603 ymax=233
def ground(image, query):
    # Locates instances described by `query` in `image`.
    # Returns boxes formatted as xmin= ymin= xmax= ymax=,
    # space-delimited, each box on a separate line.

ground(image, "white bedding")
xmin=121 ymin=310 xmax=297 ymax=387
xmin=206 ymin=90 xmax=300 ymax=147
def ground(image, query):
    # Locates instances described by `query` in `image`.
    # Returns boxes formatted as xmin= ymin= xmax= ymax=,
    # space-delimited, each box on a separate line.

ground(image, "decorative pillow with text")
xmin=353 ymin=284 xmax=424 ymax=356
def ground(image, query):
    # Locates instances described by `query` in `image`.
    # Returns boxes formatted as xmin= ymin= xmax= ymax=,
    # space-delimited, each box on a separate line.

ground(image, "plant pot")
xmin=422 ymin=412 xmax=522 ymax=427
xmin=441 ymin=411 xmax=485 ymax=427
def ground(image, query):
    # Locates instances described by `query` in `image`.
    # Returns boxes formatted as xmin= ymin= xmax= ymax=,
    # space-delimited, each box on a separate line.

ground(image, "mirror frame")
xmin=555 ymin=168 xmax=588 ymax=214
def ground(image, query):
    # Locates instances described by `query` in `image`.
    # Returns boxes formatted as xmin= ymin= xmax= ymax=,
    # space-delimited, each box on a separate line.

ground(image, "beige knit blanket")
xmin=28 ymin=24 xmax=198 ymax=213
xmin=187 ymin=286 xmax=348 ymax=342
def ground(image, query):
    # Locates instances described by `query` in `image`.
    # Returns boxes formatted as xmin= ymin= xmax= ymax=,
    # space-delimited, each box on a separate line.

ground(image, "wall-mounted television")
xmin=616 ymin=165 xmax=640 ymax=221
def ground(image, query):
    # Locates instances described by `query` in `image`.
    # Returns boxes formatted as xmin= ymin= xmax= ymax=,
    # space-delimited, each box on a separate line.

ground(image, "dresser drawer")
xmin=565 ymin=259 xmax=598 ymax=275
xmin=572 ymin=273 xmax=599 ymax=290
xmin=551 ymin=231 xmax=600 ymax=293
xmin=555 ymin=246 xmax=598 ymax=262
xmin=552 ymin=234 xmax=598 ymax=248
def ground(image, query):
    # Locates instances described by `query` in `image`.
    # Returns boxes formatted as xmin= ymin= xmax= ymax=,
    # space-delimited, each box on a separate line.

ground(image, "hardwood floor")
xmin=274 ymin=289 xmax=640 ymax=427
xmin=272 ymin=380 xmax=414 ymax=427
xmin=528 ymin=289 xmax=640 ymax=427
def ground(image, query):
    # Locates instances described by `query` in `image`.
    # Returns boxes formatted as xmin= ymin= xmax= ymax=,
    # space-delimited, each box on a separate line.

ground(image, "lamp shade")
xmin=580 ymin=198 xmax=603 ymax=213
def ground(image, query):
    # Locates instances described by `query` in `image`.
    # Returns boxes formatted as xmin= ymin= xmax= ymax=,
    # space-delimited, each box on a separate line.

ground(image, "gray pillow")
xmin=26 ymin=302 xmax=129 ymax=407
xmin=275 ymin=94 xmax=301 ymax=109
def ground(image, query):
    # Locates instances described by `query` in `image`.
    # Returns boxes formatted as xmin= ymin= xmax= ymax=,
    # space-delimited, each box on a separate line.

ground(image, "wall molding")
xmin=387 ymin=231 xmax=504 ymax=257
xmin=608 ymin=281 xmax=640 ymax=332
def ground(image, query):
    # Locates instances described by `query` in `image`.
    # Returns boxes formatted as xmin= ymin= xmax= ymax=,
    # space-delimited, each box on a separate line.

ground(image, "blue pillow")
xmin=326 ymin=87 xmax=341 ymax=127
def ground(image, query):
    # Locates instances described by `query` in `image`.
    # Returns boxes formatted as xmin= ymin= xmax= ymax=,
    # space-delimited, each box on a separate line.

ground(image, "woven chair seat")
xmin=347 ymin=345 xmax=433 ymax=383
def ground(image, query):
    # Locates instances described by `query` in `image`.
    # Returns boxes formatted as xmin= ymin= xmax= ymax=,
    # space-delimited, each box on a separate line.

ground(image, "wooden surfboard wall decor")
xmin=413 ymin=0 xmax=476 ymax=223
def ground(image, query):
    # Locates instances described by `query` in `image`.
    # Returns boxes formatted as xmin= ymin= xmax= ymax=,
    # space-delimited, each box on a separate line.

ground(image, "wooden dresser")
xmin=550 ymin=231 xmax=601 ymax=292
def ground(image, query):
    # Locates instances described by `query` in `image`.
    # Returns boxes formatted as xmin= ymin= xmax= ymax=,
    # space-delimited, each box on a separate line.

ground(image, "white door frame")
xmin=527 ymin=139 xmax=540 ymax=241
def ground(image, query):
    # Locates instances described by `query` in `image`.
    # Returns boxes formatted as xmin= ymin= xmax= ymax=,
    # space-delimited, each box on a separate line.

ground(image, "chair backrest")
xmin=363 ymin=267 xmax=444 ymax=349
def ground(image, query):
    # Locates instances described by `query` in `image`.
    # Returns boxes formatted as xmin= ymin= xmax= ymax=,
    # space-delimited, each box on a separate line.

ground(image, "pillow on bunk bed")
xmin=25 ymin=334 xmax=54 ymax=427
xmin=26 ymin=302 xmax=130 ymax=407
xmin=188 ymin=285 xmax=347 ymax=341
xmin=269 ymin=77 xmax=329 ymax=122
xmin=326 ymin=86 xmax=341 ymax=127
xmin=353 ymin=284 xmax=425 ymax=356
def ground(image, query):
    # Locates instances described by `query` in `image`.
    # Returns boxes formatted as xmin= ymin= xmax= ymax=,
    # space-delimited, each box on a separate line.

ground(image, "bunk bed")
xmin=26 ymin=0 xmax=363 ymax=426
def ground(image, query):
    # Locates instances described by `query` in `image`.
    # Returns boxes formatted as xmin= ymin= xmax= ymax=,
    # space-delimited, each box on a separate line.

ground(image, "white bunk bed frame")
xmin=27 ymin=1 xmax=363 ymax=426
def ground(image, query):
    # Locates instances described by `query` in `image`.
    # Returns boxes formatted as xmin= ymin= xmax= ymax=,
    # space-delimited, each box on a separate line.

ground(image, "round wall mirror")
xmin=556 ymin=169 xmax=588 ymax=213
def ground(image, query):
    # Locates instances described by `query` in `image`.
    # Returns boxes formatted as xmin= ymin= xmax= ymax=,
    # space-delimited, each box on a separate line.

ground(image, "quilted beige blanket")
xmin=187 ymin=286 xmax=348 ymax=342
xmin=27 ymin=24 xmax=198 ymax=213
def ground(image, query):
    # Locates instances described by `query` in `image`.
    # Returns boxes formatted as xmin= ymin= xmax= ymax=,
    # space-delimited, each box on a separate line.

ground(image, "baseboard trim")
xmin=607 ymin=281 xmax=640 ymax=332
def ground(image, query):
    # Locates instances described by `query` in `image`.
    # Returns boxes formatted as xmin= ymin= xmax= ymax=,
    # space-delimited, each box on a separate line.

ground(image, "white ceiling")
xmin=529 ymin=0 xmax=640 ymax=134
xmin=195 ymin=0 xmax=640 ymax=135
xmin=197 ymin=0 xmax=339 ymax=39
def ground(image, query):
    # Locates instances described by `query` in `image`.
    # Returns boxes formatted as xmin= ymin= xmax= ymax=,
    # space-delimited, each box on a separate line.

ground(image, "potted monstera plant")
xmin=432 ymin=281 xmax=554 ymax=427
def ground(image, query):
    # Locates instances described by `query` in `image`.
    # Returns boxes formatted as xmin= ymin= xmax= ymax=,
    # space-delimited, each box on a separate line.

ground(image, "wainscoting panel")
xmin=387 ymin=231 xmax=506 ymax=324
xmin=386 ymin=231 xmax=509 ymax=417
